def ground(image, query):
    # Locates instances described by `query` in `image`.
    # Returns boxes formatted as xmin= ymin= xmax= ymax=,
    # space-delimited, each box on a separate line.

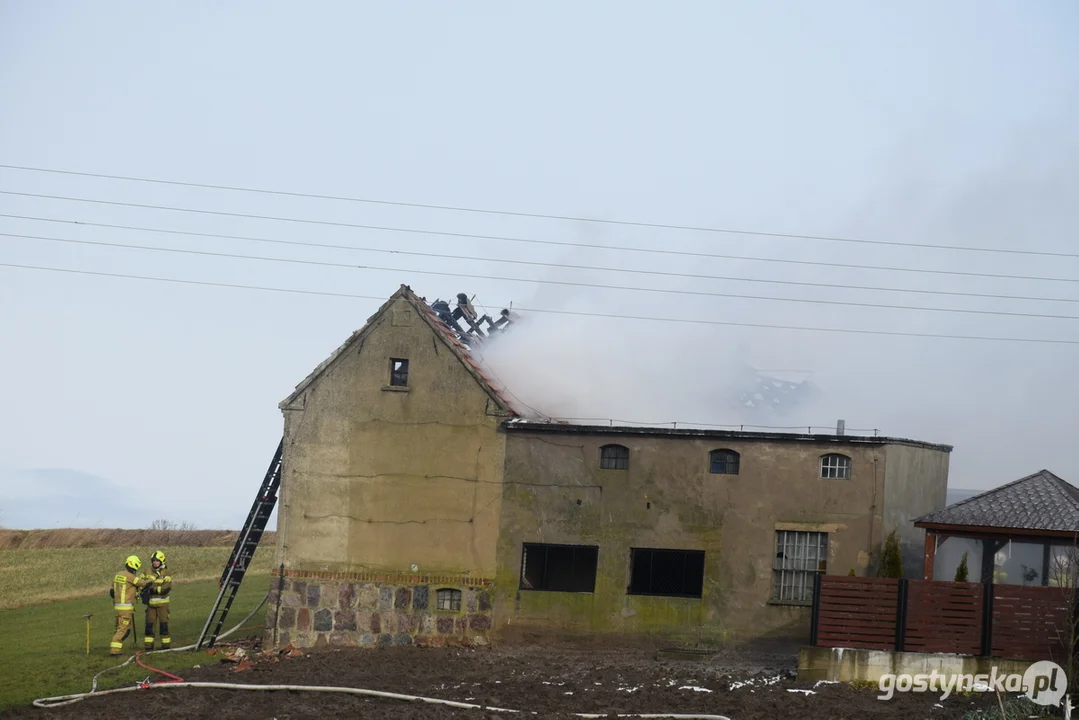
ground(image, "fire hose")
xmin=34 ymin=593 xmax=731 ymax=719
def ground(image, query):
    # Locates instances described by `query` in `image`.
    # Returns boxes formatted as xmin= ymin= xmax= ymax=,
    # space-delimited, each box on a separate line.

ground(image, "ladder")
xmin=196 ymin=438 xmax=284 ymax=649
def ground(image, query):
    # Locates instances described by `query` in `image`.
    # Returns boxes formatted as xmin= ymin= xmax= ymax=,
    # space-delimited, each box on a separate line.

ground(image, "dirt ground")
xmin=4 ymin=639 xmax=1010 ymax=719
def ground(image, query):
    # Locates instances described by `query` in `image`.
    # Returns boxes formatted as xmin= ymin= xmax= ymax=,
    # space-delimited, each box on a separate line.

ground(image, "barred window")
xmin=435 ymin=588 xmax=461 ymax=611
xmin=628 ymin=548 xmax=705 ymax=598
xmin=819 ymin=453 xmax=851 ymax=479
xmin=771 ymin=530 xmax=828 ymax=605
xmin=709 ymin=449 xmax=740 ymax=475
xmin=520 ymin=543 xmax=599 ymax=593
xmin=600 ymin=444 xmax=629 ymax=470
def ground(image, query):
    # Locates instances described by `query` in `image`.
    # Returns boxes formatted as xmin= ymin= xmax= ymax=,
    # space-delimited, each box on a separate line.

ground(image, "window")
xmin=600 ymin=444 xmax=629 ymax=470
xmin=389 ymin=358 xmax=409 ymax=387
xmin=520 ymin=543 xmax=598 ymax=592
xmin=709 ymin=449 xmax=740 ymax=475
xmin=628 ymin=548 xmax=705 ymax=598
xmin=772 ymin=530 xmax=828 ymax=605
xmin=819 ymin=453 xmax=851 ymax=479
xmin=1049 ymin=545 xmax=1079 ymax=588
xmin=435 ymin=588 xmax=461 ymax=611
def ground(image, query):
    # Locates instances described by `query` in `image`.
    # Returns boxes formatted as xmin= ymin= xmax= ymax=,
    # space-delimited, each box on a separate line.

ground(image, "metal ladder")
xmin=196 ymin=438 xmax=284 ymax=649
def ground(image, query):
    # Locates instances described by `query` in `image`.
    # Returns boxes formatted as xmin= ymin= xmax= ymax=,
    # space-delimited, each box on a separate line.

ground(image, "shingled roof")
xmin=913 ymin=470 xmax=1079 ymax=532
xmin=280 ymin=285 xmax=526 ymax=416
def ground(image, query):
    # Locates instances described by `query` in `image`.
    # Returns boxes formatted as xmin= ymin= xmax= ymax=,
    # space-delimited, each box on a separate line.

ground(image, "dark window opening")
xmin=600 ymin=444 xmax=629 ymax=470
xmin=520 ymin=543 xmax=598 ymax=593
xmin=435 ymin=588 xmax=461 ymax=611
xmin=709 ymin=449 xmax=740 ymax=475
xmin=389 ymin=358 xmax=409 ymax=387
xmin=628 ymin=548 xmax=705 ymax=598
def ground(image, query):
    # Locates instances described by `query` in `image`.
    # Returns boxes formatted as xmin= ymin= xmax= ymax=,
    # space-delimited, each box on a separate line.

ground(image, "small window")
xmin=520 ymin=543 xmax=598 ymax=592
xmin=435 ymin=588 xmax=461 ymax=611
xmin=600 ymin=444 xmax=629 ymax=470
xmin=628 ymin=548 xmax=705 ymax=598
xmin=772 ymin=530 xmax=828 ymax=605
xmin=819 ymin=453 xmax=851 ymax=479
xmin=389 ymin=358 xmax=409 ymax=387
xmin=709 ymin=449 xmax=740 ymax=475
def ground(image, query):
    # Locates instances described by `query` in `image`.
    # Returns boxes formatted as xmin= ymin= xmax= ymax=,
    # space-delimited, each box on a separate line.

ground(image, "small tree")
xmin=876 ymin=530 xmax=904 ymax=579
xmin=848 ymin=568 xmax=856 ymax=576
xmin=954 ymin=551 xmax=969 ymax=582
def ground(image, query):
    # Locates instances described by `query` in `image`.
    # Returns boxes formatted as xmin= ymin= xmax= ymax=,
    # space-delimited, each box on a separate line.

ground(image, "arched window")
xmin=709 ymin=449 xmax=740 ymax=475
xmin=600 ymin=444 xmax=629 ymax=470
xmin=820 ymin=453 xmax=851 ymax=479
xmin=435 ymin=588 xmax=462 ymax=611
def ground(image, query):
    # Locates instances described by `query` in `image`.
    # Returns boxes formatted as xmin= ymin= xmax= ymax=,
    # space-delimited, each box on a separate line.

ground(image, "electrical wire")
xmin=3 ymin=260 xmax=1079 ymax=345
xmin=6 ymin=213 xmax=1079 ymax=300
xmin=0 ymin=162 xmax=1067 ymax=258
xmin=7 ymin=231 xmax=1079 ymax=322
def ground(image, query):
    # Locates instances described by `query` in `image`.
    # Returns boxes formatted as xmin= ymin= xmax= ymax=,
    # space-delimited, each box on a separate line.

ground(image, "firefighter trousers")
xmin=110 ymin=609 xmax=134 ymax=655
xmin=144 ymin=605 xmax=170 ymax=649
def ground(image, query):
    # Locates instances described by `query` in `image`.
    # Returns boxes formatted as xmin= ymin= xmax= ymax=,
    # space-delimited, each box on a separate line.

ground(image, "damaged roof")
xmin=280 ymin=284 xmax=527 ymax=416
xmin=914 ymin=469 xmax=1079 ymax=532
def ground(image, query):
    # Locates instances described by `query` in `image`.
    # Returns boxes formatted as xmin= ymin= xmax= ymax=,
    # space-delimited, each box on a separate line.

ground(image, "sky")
xmin=1 ymin=1 xmax=1077 ymax=530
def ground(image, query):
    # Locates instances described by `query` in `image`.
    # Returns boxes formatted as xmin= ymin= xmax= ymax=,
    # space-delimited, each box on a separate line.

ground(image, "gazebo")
xmin=914 ymin=469 xmax=1079 ymax=587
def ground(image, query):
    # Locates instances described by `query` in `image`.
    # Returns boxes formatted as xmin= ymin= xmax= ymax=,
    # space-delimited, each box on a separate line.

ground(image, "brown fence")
xmin=810 ymin=575 xmax=1076 ymax=663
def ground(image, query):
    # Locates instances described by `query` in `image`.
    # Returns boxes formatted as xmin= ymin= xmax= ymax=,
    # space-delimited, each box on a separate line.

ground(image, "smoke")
xmin=474 ymin=109 xmax=1079 ymax=490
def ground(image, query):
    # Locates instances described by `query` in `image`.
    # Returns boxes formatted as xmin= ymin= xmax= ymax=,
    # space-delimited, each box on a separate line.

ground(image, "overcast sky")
xmin=1 ymin=1 xmax=1077 ymax=530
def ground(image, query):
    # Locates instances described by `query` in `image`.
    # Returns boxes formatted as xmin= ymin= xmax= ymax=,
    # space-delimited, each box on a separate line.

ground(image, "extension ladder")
xmin=195 ymin=438 xmax=283 ymax=649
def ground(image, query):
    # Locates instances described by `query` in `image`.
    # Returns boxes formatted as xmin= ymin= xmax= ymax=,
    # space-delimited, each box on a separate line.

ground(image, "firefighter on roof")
xmin=109 ymin=555 xmax=151 ymax=656
xmin=141 ymin=550 xmax=172 ymax=650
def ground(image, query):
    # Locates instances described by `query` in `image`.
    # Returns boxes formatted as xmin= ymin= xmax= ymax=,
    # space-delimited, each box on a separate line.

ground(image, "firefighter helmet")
xmin=151 ymin=550 xmax=166 ymax=566
xmin=125 ymin=555 xmax=142 ymax=572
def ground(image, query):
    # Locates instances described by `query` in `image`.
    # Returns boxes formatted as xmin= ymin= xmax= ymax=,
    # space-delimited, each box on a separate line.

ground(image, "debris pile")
xmin=209 ymin=641 xmax=305 ymax=673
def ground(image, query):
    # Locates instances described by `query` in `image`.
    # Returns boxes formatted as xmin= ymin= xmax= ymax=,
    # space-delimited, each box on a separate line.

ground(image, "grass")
xmin=0 ymin=528 xmax=275 ymax=550
xmin=0 ymin=573 xmax=273 ymax=710
xmin=0 ymin=545 xmax=275 ymax=610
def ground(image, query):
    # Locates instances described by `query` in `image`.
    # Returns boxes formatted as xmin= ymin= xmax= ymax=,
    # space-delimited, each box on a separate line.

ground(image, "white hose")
xmin=35 ymin=592 xmax=730 ymax=718
xmin=36 ymin=681 xmax=729 ymax=718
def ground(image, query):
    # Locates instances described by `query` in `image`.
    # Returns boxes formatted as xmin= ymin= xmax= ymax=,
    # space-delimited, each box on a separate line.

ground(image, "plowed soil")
xmin=4 ymin=641 xmax=1006 ymax=719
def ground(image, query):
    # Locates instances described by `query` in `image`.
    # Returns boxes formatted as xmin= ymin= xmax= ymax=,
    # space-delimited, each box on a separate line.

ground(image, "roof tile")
xmin=914 ymin=469 xmax=1079 ymax=532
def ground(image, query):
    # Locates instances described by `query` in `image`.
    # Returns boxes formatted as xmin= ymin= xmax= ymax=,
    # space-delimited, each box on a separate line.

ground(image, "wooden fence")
xmin=810 ymin=575 xmax=1076 ymax=663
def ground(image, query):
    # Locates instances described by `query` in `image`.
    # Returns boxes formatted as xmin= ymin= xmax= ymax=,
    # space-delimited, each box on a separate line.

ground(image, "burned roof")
xmin=280 ymin=284 xmax=528 ymax=417
xmin=913 ymin=469 xmax=1079 ymax=532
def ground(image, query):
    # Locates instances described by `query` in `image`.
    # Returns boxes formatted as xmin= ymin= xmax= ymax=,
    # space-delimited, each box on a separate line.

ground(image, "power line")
xmin=8 ymin=230 xmax=1079 ymax=321
xmin=5 ymin=213 xmax=1079 ymax=304
xmin=0 ymin=162 xmax=1069 ymax=258
xmin=2 ymin=260 xmax=1079 ymax=346
xmin=4 ymin=192 xmax=1079 ymax=279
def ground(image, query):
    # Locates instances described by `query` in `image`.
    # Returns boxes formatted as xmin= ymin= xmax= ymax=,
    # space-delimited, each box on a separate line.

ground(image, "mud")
xmin=4 ymin=641 xmax=1010 ymax=719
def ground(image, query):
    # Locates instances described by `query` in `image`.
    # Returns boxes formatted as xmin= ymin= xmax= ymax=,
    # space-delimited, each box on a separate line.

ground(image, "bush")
xmin=876 ymin=530 xmax=904 ymax=578
xmin=847 ymin=568 xmax=856 ymax=576
xmin=954 ymin=551 xmax=969 ymax=582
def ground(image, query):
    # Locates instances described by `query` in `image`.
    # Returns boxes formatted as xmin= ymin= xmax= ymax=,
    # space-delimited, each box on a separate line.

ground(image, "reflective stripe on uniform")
xmin=110 ymin=641 xmax=123 ymax=648
xmin=148 ymin=598 xmax=169 ymax=606
xmin=114 ymin=604 xmax=133 ymax=610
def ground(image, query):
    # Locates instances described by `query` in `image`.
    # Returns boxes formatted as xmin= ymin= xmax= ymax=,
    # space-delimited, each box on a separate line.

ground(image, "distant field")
xmin=0 ymin=528 xmax=276 ymax=550
xmin=0 ymin=543 xmax=276 ymax=610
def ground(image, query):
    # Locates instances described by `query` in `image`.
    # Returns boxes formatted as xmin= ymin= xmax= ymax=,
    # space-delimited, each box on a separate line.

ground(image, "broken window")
xmin=519 ymin=543 xmax=598 ymax=593
xmin=709 ymin=449 xmax=740 ymax=475
xmin=771 ymin=530 xmax=828 ymax=605
xmin=435 ymin=588 xmax=461 ymax=611
xmin=600 ymin=444 xmax=629 ymax=470
xmin=389 ymin=358 xmax=409 ymax=387
xmin=819 ymin=453 xmax=851 ymax=479
xmin=628 ymin=548 xmax=705 ymax=598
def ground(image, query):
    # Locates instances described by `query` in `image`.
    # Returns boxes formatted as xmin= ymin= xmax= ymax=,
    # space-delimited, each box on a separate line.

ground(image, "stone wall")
xmin=264 ymin=569 xmax=494 ymax=649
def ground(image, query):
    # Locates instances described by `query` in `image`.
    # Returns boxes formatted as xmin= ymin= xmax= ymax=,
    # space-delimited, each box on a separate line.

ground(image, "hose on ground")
xmin=35 ymin=591 xmax=730 ymax=718
xmin=35 ymin=680 xmax=730 ymax=718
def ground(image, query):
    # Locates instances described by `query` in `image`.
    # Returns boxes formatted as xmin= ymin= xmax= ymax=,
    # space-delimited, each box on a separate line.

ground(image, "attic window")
xmin=600 ymin=444 xmax=629 ymax=470
xmin=820 ymin=453 xmax=851 ymax=479
xmin=709 ymin=449 xmax=740 ymax=475
xmin=389 ymin=358 xmax=409 ymax=387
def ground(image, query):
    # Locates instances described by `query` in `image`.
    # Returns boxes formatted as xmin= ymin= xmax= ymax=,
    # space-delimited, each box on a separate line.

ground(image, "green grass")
xmin=0 ymin=574 xmax=273 ymax=710
xmin=0 ymin=546 xmax=274 ymax=610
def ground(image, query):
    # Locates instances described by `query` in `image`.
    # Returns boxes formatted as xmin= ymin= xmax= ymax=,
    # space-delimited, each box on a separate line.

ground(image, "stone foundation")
xmin=263 ymin=569 xmax=494 ymax=650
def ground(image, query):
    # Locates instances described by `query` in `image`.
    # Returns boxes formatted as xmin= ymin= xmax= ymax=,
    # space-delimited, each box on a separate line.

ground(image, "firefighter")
xmin=109 ymin=555 xmax=151 ymax=656
xmin=142 ymin=550 xmax=172 ymax=650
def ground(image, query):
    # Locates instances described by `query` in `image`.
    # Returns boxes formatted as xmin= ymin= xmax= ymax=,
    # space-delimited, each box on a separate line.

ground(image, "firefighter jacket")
xmin=110 ymin=569 xmax=149 ymax=611
xmin=141 ymin=566 xmax=172 ymax=607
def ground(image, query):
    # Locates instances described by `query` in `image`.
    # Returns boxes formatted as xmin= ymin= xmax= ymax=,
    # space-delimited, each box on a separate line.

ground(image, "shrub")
xmin=875 ymin=530 xmax=904 ymax=578
xmin=954 ymin=551 xmax=969 ymax=582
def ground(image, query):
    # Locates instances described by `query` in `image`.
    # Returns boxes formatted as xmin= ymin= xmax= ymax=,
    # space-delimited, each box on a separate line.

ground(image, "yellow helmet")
xmin=151 ymin=550 xmax=166 ymax=566
xmin=125 ymin=555 xmax=142 ymax=572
